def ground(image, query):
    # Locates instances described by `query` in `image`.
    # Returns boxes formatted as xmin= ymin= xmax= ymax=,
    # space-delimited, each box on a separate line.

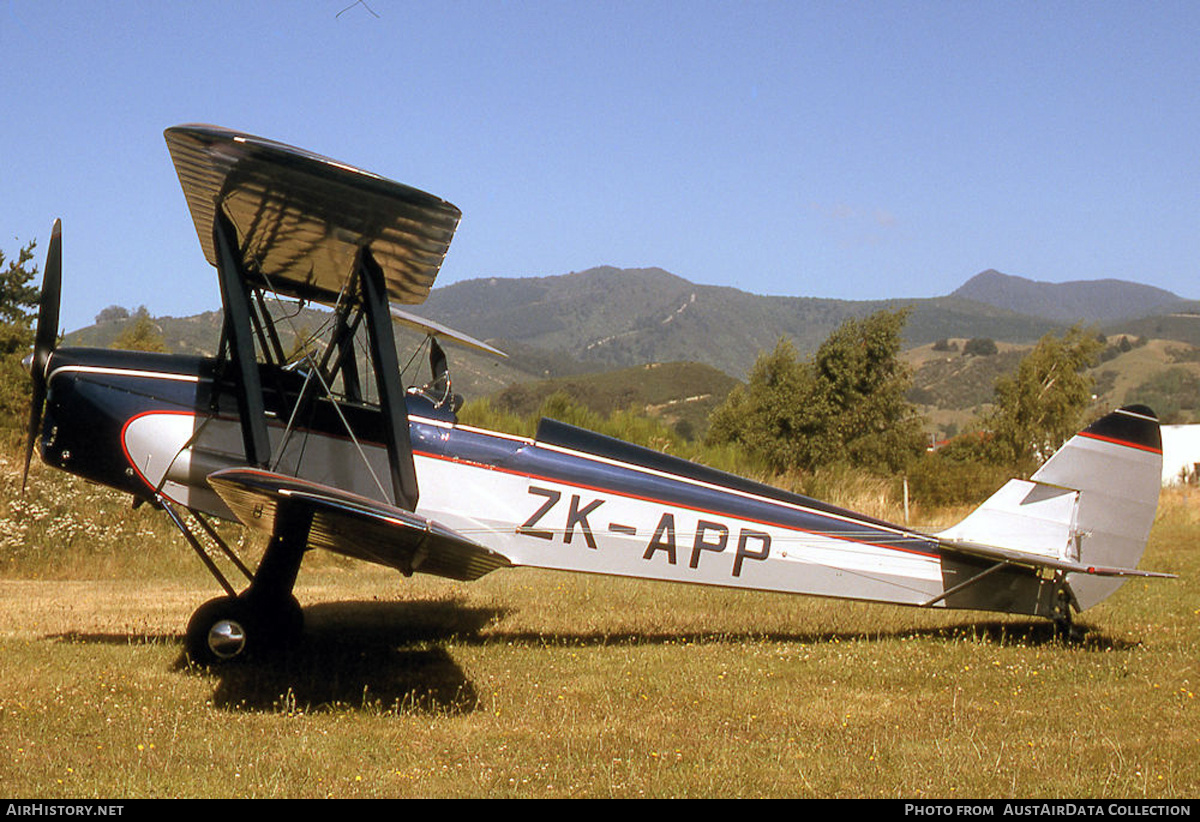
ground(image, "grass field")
xmin=1 ymin=450 xmax=1197 ymax=798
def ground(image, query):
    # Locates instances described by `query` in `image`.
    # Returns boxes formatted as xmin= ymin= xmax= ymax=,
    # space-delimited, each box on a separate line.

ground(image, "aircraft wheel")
xmin=185 ymin=596 xmax=256 ymax=667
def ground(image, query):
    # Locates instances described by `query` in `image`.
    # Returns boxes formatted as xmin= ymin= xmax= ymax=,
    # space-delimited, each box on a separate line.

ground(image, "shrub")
xmin=905 ymin=450 xmax=1009 ymax=507
xmin=963 ymin=337 xmax=997 ymax=357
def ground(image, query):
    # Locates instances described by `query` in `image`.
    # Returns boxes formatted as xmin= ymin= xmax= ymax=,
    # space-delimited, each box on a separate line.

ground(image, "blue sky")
xmin=2 ymin=1 xmax=1197 ymax=333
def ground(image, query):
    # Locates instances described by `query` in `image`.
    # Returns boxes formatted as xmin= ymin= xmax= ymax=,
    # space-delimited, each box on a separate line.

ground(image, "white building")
xmin=1161 ymin=424 xmax=1200 ymax=486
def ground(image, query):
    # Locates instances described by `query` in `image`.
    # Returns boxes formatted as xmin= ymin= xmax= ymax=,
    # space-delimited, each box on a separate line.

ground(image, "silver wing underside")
xmin=208 ymin=468 xmax=510 ymax=582
xmin=165 ymin=124 xmax=462 ymax=307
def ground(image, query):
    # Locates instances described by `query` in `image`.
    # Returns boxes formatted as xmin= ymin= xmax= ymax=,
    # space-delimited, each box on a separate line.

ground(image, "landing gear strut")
xmin=1051 ymin=582 xmax=1086 ymax=643
xmin=174 ymin=498 xmax=313 ymax=667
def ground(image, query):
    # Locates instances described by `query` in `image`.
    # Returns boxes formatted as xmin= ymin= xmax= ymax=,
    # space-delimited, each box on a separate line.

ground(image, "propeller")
xmin=22 ymin=219 xmax=62 ymax=492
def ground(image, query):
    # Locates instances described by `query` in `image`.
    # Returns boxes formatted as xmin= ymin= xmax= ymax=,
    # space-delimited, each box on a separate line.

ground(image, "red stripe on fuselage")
xmin=413 ymin=450 xmax=940 ymax=561
xmin=117 ymin=409 xmax=940 ymax=561
xmin=119 ymin=409 xmax=205 ymax=501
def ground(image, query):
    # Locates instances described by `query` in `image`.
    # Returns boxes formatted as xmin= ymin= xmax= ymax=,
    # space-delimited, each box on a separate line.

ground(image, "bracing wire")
xmin=256 ymin=270 xmax=392 ymax=503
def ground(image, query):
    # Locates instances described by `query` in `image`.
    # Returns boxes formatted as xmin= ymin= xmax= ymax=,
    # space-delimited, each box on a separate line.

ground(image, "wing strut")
xmin=213 ymin=210 xmax=272 ymax=468
xmin=209 ymin=192 xmax=419 ymax=509
xmin=359 ymin=246 xmax=420 ymax=511
xmin=920 ymin=562 xmax=1007 ymax=607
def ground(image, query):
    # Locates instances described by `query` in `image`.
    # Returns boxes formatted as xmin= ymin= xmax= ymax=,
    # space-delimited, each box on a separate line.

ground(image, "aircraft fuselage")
xmin=39 ymin=346 xmax=1060 ymax=617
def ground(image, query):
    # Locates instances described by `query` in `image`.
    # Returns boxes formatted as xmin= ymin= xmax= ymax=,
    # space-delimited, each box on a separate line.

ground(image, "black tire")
xmin=185 ymin=596 xmax=255 ymax=667
xmin=185 ymin=594 xmax=305 ymax=667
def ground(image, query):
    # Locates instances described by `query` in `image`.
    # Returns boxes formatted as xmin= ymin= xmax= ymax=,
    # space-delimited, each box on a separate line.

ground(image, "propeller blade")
xmin=22 ymin=219 xmax=62 ymax=492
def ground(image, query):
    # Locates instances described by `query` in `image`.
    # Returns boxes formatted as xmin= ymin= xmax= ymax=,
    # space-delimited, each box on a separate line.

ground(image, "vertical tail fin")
xmin=1031 ymin=405 xmax=1162 ymax=610
xmin=938 ymin=405 xmax=1162 ymax=614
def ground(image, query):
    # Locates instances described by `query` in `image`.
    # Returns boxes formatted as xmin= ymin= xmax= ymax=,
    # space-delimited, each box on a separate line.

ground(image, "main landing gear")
xmin=184 ymin=592 xmax=305 ymax=667
xmin=163 ymin=496 xmax=311 ymax=666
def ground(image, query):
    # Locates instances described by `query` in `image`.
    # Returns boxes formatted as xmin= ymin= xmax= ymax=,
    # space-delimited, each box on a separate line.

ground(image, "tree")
xmin=963 ymin=337 xmax=998 ymax=357
xmin=706 ymin=337 xmax=813 ymax=471
xmin=706 ymin=309 xmax=925 ymax=474
xmin=111 ymin=306 xmax=168 ymax=353
xmin=95 ymin=305 xmax=130 ymax=324
xmin=0 ymin=240 xmax=39 ymax=330
xmin=285 ymin=322 xmax=320 ymax=364
xmin=983 ymin=325 xmax=1102 ymax=472
xmin=0 ymin=239 xmax=40 ymax=429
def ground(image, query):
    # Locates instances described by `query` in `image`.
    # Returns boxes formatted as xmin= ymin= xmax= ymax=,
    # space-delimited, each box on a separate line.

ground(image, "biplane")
xmin=22 ymin=125 xmax=1170 ymax=666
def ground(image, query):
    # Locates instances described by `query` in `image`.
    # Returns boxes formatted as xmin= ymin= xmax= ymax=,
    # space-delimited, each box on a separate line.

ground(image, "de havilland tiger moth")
xmin=21 ymin=124 xmax=1172 ymax=666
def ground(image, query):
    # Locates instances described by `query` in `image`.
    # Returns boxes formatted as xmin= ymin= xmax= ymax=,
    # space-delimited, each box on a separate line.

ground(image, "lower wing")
xmin=207 ymin=468 xmax=511 ymax=582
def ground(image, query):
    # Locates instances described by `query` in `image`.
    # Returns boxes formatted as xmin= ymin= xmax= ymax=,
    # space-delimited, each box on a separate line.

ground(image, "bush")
xmin=905 ymin=450 xmax=1009 ymax=507
xmin=0 ymin=345 xmax=31 ymax=432
xmin=963 ymin=337 xmax=997 ymax=357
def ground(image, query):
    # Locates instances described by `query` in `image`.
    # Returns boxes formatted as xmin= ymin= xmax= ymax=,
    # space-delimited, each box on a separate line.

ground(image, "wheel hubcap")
xmin=207 ymin=619 xmax=247 ymax=659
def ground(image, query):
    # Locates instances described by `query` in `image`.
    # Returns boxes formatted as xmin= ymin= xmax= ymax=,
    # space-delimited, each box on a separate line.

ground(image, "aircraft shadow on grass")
xmin=46 ymin=599 xmax=1136 ymax=715
xmin=182 ymin=600 xmax=501 ymax=714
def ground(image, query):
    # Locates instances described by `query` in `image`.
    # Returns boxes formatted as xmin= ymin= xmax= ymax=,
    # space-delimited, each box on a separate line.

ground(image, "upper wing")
xmin=389 ymin=306 xmax=508 ymax=358
xmin=207 ymin=468 xmax=510 ymax=582
xmin=165 ymin=124 xmax=461 ymax=308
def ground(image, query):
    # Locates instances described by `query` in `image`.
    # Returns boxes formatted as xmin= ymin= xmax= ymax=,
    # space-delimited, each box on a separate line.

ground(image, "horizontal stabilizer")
xmin=938 ymin=479 xmax=1079 ymax=561
xmin=208 ymin=468 xmax=510 ymax=582
xmin=936 ymin=535 xmax=1175 ymax=579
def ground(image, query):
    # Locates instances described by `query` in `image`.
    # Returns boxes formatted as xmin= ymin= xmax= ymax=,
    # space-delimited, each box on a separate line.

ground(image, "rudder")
xmin=1031 ymin=405 xmax=1162 ymax=611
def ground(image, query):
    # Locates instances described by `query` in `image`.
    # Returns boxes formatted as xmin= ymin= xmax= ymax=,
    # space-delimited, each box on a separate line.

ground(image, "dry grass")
xmin=0 ymin=444 xmax=1197 ymax=798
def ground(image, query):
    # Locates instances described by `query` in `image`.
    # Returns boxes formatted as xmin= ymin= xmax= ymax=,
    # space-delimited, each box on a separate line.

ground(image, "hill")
xmin=69 ymin=267 xmax=1066 ymax=383
xmin=64 ymin=266 xmax=1200 ymax=436
xmin=952 ymin=269 xmax=1190 ymax=323
xmin=905 ymin=334 xmax=1200 ymax=437
xmin=412 ymin=266 xmax=1062 ymax=378
xmin=1109 ymin=311 xmax=1200 ymax=348
xmin=65 ymin=306 xmax=549 ymax=401
xmin=488 ymin=361 xmax=740 ymax=440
